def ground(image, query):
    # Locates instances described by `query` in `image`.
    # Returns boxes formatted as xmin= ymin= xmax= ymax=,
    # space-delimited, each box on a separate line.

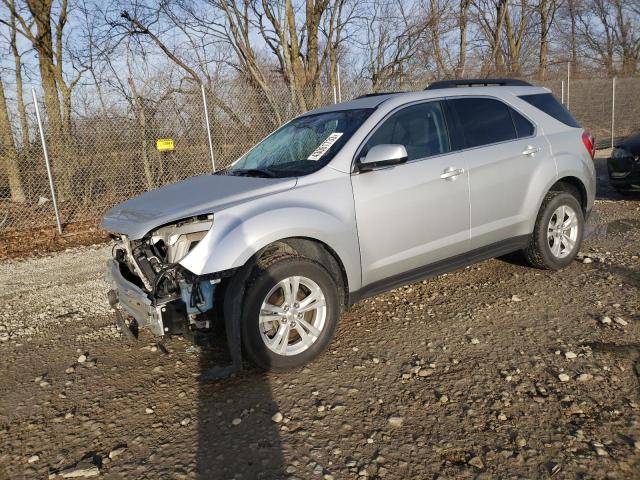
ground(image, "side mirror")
xmin=358 ymin=144 xmax=408 ymax=172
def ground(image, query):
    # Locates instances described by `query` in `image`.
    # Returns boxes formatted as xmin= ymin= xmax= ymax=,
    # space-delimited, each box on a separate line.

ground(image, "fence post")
xmin=337 ymin=64 xmax=342 ymax=103
xmin=31 ymin=87 xmax=62 ymax=235
xmin=561 ymin=80 xmax=565 ymax=105
xmin=611 ymin=77 xmax=616 ymax=149
xmin=201 ymin=84 xmax=216 ymax=172
xmin=566 ymin=62 xmax=570 ymax=109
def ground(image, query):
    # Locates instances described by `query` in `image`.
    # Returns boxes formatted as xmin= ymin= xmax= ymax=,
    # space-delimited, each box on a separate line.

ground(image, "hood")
xmin=618 ymin=133 xmax=640 ymax=152
xmin=101 ymin=174 xmax=297 ymax=239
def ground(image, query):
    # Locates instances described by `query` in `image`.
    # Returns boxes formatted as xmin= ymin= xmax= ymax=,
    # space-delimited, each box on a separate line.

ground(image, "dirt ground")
xmin=0 ymin=221 xmax=111 ymax=262
xmin=1 ymin=158 xmax=639 ymax=480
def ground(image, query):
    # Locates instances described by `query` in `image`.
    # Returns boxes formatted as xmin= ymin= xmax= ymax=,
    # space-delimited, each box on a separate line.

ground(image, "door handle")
xmin=522 ymin=145 xmax=541 ymax=156
xmin=440 ymin=167 xmax=465 ymax=180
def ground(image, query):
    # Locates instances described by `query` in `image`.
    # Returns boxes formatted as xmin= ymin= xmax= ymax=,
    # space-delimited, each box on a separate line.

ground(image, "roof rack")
xmin=355 ymin=91 xmax=405 ymax=99
xmin=425 ymin=78 xmax=533 ymax=90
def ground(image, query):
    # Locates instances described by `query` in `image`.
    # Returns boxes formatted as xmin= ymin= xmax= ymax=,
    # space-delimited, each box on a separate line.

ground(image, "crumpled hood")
xmin=101 ymin=174 xmax=297 ymax=239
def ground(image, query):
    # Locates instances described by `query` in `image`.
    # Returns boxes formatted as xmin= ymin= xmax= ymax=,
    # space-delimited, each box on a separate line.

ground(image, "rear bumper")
xmin=106 ymin=259 xmax=167 ymax=336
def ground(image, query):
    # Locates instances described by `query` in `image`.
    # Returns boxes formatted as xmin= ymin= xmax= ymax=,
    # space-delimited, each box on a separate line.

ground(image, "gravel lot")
xmin=1 ymin=160 xmax=639 ymax=479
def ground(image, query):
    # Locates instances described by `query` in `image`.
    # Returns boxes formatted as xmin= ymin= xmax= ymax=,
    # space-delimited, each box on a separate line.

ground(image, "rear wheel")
xmin=524 ymin=191 xmax=584 ymax=270
xmin=241 ymin=256 xmax=340 ymax=371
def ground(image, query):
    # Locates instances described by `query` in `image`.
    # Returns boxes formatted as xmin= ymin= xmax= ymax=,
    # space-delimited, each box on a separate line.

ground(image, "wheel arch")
xmin=550 ymin=176 xmax=588 ymax=215
xmin=255 ymin=237 xmax=350 ymax=309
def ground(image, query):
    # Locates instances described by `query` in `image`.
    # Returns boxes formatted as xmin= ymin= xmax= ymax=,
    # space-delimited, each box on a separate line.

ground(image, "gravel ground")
xmin=1 ymin=159 xmax=639 ymax=479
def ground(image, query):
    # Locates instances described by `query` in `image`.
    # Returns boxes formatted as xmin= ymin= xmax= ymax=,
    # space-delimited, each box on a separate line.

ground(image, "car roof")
xmin=303 ymin=85 xmax=550 ymax=117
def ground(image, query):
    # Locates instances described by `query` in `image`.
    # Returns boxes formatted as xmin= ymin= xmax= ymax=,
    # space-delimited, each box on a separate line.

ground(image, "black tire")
xmin=241 ymin=256 xmax=340 ymax=372
xmin=523 ymin=190 xmax=584 ymax=270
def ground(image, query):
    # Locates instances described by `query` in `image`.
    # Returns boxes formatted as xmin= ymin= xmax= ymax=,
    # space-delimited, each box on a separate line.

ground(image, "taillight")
xmin=582 ymin=131 xmax=595 ymax=159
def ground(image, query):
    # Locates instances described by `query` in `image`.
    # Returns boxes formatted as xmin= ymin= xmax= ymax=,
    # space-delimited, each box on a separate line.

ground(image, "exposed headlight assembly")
xmin=151 ymin=214 xmax=213 ymax=264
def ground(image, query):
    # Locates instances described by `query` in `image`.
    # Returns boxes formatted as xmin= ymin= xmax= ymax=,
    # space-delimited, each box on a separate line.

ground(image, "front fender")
xmin=179 ymin=206 xmax=362 ymax=291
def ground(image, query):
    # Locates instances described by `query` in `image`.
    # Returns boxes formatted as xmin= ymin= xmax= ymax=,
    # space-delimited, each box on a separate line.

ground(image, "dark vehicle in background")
xmin=608 ymin=134 xmax=640 ymax=193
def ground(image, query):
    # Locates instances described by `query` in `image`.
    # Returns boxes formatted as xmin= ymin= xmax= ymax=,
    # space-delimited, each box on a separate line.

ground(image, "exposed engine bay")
xmin=109 ymin=214 xmax=227 ymax=342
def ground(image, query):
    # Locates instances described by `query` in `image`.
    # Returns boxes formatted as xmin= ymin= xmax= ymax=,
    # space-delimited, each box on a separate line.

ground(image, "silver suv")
xmin=102 ymin=79 xmax=596 ymax=376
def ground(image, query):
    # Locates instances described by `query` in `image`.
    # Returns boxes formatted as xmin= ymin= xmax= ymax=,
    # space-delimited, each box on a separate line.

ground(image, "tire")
xmin=241 ymin=255 xmax=340 ymax=371
xmin=523 ymin=190 xmax=584 ymax=270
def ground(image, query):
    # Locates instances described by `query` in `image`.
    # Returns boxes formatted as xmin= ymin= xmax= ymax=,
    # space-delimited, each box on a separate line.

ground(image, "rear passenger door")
xmin=447 ymin=96 xmax=550 ymax=249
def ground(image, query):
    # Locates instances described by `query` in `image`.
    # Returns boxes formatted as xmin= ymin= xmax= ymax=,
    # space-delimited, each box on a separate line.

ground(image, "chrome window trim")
xmin=351 ymin=94 xmax=539 ymax=172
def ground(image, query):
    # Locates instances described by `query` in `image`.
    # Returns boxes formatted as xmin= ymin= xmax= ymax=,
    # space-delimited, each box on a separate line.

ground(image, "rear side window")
xmin=509 ymin=108 xmax=535 ymax=138
xmin=449 ymin=97 xmax=517 ymax=148
xmin=519 ymin=93 xmax=580 ymax=128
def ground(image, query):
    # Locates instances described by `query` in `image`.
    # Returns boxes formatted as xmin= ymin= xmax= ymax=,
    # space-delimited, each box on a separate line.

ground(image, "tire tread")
xmin=523 ymin=190 xmax=582 ymax=270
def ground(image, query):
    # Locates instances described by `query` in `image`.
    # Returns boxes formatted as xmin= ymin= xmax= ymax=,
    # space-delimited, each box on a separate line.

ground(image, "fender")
xmin=179 ymin=205 xmax=362 ymax=292
xmin=527 ymin=150 xmax=595 ymax=233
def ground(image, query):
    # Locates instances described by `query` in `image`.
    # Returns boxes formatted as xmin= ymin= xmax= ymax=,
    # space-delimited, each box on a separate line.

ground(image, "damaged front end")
xmin=107 ymin=214 xmax=225 ymax=342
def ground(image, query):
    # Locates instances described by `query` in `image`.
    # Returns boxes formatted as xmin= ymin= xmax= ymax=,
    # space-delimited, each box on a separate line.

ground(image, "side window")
xmin=509 ymin=108 xmax=535 ymax=138
xmin=519 ymin=93 xmax=580 ymax=128
xmin=363 ymin=101 xmax=451 ymax=161
xmin=449 ymin=98 xmax=517 ymax=148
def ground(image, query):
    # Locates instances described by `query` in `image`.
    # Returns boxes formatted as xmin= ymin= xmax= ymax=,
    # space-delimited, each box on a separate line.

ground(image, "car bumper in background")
xmin=607 ymin=155 xmax=640 ymax=190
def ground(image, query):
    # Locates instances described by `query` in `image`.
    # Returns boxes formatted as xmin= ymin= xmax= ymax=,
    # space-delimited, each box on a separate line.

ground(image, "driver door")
xmin=351 ymin=100 xmax=470 ymax=287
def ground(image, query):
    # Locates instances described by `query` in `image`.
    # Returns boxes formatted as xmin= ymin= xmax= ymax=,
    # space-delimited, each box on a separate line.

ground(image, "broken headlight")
xmin=150 ymin=214 xmax=214 ymax=264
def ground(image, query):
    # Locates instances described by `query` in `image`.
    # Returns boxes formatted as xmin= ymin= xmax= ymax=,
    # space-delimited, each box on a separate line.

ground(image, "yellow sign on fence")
xmin=156 ymin=138 xmax=174 ymax=151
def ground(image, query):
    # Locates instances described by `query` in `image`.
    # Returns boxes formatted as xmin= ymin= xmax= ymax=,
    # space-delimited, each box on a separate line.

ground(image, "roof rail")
xmin=355 ymin=91 xmax=405 ymax=99
xmin=425 ymin=78 xmax=533 ymax=90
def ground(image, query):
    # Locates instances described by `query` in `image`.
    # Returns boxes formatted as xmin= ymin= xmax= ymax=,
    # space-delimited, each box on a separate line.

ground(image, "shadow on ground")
xmin=196 ymin=333 xmax=285 ymax=478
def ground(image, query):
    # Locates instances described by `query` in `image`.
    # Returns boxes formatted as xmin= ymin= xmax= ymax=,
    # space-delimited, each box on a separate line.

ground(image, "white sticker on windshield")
xmin=307 ymin=132 xmax=343 ymax=160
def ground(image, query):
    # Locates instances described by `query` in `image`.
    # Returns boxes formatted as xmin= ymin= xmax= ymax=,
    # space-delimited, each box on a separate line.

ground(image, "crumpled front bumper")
xmin=106 ymin=258 xmax=167 ymax=336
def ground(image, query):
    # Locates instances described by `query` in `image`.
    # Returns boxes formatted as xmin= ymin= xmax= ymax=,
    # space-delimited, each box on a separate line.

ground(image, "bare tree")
xmin=357 ymin=0 xmax=427 ymax=90
xmin=611 ymin=0 xmax=640 ymax=75
xmin=503 ymin=0 xmax=533 ymax=76
xmin=255 ymin=0 xmax=349 ymax=110
xmin=1 ymin=0 xmax=85 ymax=198
xmin=536 ymin=0 xmax=562 ymax=79
xmin=574 ymin=0 xmax=640 ymax=75
xmin=473 ymin=0 xmax=509 ymax=75
xmin=0 ymin=73 xmax=25 ymax=202
xmin=457 ymin=0 xmax=472 ymax=77
xmin=7 ymin=0 xmax=29 ymax=160
xmin=118 ymin=7 xmax=252 ymax=130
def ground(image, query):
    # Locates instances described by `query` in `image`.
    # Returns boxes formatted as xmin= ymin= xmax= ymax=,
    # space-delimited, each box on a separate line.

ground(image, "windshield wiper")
xmin=229 ymin=167 xmax=277 ymax=178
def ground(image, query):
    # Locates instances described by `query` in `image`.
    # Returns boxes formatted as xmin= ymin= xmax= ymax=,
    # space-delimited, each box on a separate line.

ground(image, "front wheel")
xmin=523 ymin=191 xmax=584 ymax=270
xmin=241 ymin=256 xmax=340 ymax=371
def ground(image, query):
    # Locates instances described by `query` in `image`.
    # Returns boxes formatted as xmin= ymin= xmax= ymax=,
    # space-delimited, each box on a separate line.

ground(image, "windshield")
xmin=226 ymin=108 xmax=373 ymax=177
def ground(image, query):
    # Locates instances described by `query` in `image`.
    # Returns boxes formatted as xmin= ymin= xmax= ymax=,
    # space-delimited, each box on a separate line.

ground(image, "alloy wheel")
xmin=547 ymin=205 xmax=579 ymax=258
xmin=259 ymin=275 xmax=327 ymax=356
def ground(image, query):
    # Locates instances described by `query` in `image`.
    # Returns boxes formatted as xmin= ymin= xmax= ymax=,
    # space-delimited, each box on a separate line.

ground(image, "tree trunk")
xmin=128 ymin=78 xmax=154 ymax=190
xmin=491 ymin=0 xmax=508 ymax=75
xmin=9 ymin=0 xmax=30 ymax=163
xmin=457 ymin=0 xmax=471 ymax=78
xmin=567 ymin=0 xmax=578 ymax=74
xmin=0 ymin=77 xmax=26 ymax=203
xmin=26 ymin=0 xmax=70 ymax=199
xmin=538 ymin=0 xmax=549 ymax=80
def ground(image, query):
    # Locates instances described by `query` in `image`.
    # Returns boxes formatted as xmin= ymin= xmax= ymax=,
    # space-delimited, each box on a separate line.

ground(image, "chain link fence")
xmin=1 ymin=76 xmax=639 ymax=235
